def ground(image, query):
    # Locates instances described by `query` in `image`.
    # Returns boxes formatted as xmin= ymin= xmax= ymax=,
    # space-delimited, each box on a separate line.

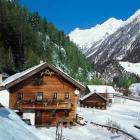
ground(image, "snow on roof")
xmin=80 ymin=92 xmax=107 ymax=101
xmin=87 ymin=85 xmax=116 ymax=93
xmin=2 ymin=63 xmax=46 ymax=86
xmin=119 ymin=61 xmax=140 ymax=76
xmin=80 ymin=85 xmax=116 ymax=101
xmin=2 ymin=62 xmax=85 ymax=90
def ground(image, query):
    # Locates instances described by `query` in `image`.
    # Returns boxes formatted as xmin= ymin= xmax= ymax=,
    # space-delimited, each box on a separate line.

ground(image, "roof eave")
xmin=3 ymin=63 xmax=86 ymax=91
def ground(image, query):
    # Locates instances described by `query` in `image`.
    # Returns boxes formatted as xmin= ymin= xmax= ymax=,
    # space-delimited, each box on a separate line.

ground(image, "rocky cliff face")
xmin=69 ymin=9 xmax=140 ymax=78
xmin=88 ymin=14 xmax=140 ymax=71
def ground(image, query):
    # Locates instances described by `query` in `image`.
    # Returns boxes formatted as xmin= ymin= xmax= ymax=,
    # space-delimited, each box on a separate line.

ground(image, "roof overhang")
xmin=2 ymin=63 xmax=86 ymax=91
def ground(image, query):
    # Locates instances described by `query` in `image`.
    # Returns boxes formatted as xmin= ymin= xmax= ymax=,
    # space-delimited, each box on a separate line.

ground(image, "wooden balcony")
xmin=17 ymin=99 xmax=72 ymax=110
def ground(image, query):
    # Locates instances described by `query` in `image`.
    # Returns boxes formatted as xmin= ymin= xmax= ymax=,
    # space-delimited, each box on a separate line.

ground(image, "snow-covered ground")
xmin=0 ymin=107 xmax=53 ymax=140
xmin=78 ymin=98 xmax=140 ymax=139
xmin=0 ymin=107 xmax=126 ymax=140
xmin=129 ymin=83 xmax=140 ymax=96
xmin=1 ymin=98 xmax=140 ymax=140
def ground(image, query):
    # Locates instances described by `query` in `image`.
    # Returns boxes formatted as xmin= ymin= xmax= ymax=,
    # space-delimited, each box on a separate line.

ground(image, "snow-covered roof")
xmin=80 ymin=85 xmax=116 ymax=101
xmin=80 ymin=92 xmax=107 ymax=101
xmin=3 ymin=63 xmax=45 ymax=86
xmin=87 ymin=85 xmax=116 ymax=94
xmin=1 ymin=62 xmax=86 ymax=91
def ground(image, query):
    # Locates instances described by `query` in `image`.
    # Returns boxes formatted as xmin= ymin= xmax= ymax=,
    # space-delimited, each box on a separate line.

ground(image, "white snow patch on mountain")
xmin=125 ymin=9 xmax=140 ymax=24
xmin=69 ymin=9 xmax=140 ymax=63
xmin=69 ymin=18 xmax=124 ymax=51
xmin=119 ymin=61 xmax=140 ymax=76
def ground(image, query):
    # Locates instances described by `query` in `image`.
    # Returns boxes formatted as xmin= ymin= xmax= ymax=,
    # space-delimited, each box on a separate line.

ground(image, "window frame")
xmin=64 ymin=92 xmax=69 ymax=99
xmin=36 ymin=92 xmax=43 ymax=102
xmin=17 ymin=92 xmax=23 ymax=100
xmin=52 ymin=110 xmax=57 ymax=117
xmin=53 ymin=92 xmax=57 ymax=99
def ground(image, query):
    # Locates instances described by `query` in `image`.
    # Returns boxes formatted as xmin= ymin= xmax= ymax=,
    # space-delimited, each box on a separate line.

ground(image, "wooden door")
xmin=35 ymin=111 xmax=42 ymax=126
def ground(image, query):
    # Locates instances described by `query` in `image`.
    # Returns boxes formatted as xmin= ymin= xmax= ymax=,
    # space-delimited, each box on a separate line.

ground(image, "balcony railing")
xmin=17 ymin=99 xmax=72 ymax=110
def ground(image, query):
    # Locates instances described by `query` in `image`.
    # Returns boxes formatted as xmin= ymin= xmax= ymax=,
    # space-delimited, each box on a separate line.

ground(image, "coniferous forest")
xmin=0 ymin=0 xmax=92 ymax=84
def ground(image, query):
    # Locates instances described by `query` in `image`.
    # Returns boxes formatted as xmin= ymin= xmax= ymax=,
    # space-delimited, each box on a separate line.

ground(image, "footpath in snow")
xmin=78 ymin=98 xmax=140 ymax=139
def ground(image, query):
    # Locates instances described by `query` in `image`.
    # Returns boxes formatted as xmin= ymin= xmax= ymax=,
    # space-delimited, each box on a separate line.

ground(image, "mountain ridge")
xmin=69 ymin=17 xmax=124 ymax=52
xmin=69 ymin=9 xmax=140 ymax=83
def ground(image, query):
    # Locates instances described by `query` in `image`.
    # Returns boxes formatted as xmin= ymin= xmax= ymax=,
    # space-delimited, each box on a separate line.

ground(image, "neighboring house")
xmin=80 ymin=85 xmax=116 ymax=109
xmin=80 ymin=92 xmax=107 ymax=109
xmin=86 ymin=85 xmax=115 ymax=103
xmin=0 ymin=62 xmax=86 ymax=126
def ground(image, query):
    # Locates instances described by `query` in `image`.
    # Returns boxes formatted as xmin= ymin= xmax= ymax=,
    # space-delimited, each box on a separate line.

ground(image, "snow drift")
xmin=0 ymin=107 xmax=53 ymax=140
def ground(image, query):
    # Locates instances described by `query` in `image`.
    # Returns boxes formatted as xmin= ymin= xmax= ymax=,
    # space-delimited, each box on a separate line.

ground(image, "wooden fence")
xmin=90 ymin=122 xmax=139 ymax=140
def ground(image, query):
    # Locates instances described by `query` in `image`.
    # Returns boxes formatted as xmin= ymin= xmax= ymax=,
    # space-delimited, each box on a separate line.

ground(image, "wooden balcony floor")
xmin=17 ymin=100 xmax=72 ymax=110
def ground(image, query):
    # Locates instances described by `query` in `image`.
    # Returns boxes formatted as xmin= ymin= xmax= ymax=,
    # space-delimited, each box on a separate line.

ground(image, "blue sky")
xmin=20 ymin=0 xmax=140 ymax=34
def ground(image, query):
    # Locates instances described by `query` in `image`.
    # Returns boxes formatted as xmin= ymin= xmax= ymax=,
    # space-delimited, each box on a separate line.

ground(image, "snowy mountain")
xmin=69 ymin=18 xmax=124 ymax=52
xmin=87 ymin=9 xmax=140 ymax=72
xmin=69 ymin=9 xmax=140 ymax=75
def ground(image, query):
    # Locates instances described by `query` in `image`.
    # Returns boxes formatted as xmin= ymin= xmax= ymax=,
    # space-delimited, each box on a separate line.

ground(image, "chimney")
xmin=40 ymin=60 xmax=44 ymax=64
xmin=0 ymin=74 xmax=2 ymax=83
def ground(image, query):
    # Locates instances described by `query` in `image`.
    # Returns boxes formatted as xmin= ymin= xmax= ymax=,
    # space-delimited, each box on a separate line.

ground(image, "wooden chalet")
xmin=80 ymin=85 xmax=116 ymax=109
xmin=80 ymin=92 xmax=107 ymax=109
xmin=0 ymin=62 xmax=86 ymax=126
xmin=86 ymin=85 xmax=115 ymax=103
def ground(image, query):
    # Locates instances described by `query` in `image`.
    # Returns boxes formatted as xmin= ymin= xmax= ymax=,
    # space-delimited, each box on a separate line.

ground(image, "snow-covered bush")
xmin=106 ymin=118 xmax=121 ymax=129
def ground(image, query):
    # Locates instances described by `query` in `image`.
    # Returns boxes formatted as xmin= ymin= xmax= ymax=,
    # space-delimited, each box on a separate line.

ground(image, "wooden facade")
xmin=80 ymin=85 xmax=115 ymax=109
xmin=86 ymin=85 xmax=115 ymax=103
xmin=3 ymin=63 xmax=86 ymax=126
xmin=80 ymin=93 xmax=107 ymax=109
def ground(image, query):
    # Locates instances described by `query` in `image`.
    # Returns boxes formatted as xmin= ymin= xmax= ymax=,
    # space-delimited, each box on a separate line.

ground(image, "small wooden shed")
xmin=86 ymin=85 xmax=115 ymax=103
xmin=80 ymin=92 xmax=107 ymax=109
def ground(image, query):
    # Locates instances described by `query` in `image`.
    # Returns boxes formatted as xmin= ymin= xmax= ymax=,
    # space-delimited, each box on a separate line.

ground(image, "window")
xmin=64 ymin=92 xmax=69 ymax=99
xmin=17 ymin=92 xmax=23 ymax=100
xmin=36 ymin=92 xmax=43 ymax=102
xmin=53 ymin=92 xmax=57 ymax=99
xmin=52 ymin=110 xmax=56 ymax=117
